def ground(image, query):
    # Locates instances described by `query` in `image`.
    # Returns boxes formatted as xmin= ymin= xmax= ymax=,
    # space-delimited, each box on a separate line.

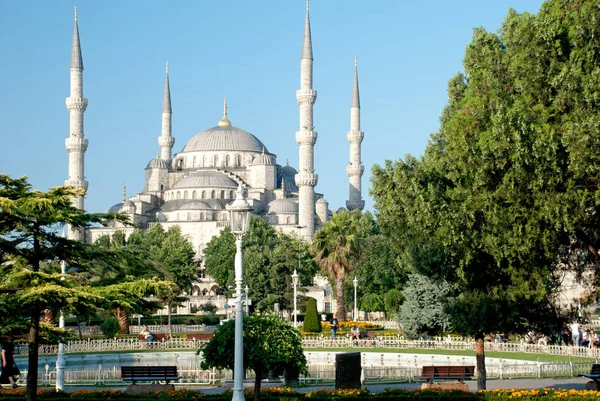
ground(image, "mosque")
xmin=64 ymin=4 xmax=365 ymax=314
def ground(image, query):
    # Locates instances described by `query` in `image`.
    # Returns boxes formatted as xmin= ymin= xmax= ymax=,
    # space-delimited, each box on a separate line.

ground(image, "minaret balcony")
xmin=296 ymin=89 xmax=317 ymax=105
xmin=64 ymin=178 xmax=89 ymax=191
xmin=346 ymin=200 xmax=365 ymax=211
xmin=66 ymin=97 xmax=88 ymax=112
xmin=65 ymin=137 xmax=89 ymax=152
xmin=346 ymin=164 xmax=364 ymax=177
xmin=158 ymin=136 xmax=175 ymax=148
xmin=295 ymin=172 xmax=318 ymax=187
xmin=295 ymin=131 xmax=318 ymax=146
xmin=347 ymin=131 xmax=364 ymax=143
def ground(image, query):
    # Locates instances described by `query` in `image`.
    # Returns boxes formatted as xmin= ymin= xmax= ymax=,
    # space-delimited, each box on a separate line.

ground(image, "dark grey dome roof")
xmin=177 ymin=200 xmax=212 ymax=211
xmin=282 ymin=164 xmax=298 ymax=176
xmin=146 ymin=157 xmax=169 ymax=169
xmin=267 ymin=199 xmax=298 ymax=215
xmin=182 ymin=125 xmax=268 ymax=153
xmin=174 ymin=172 xmax=238 ymax=189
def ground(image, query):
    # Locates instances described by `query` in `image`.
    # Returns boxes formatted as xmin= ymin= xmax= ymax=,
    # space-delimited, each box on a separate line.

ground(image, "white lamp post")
xmin=353 ymin=276 xmax=358 ymax=322
xmin=292 ymin=269 xmax=299 ymax=327
xmin=56 ymin=259 xmax=67 ymax=391
xmin=226 ymin=184 xmax=253 ymax=401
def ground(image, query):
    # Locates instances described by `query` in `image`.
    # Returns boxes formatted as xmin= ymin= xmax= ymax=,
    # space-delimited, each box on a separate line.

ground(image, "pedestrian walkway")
xmin=47 ymin=377 xmax=591 ymax=394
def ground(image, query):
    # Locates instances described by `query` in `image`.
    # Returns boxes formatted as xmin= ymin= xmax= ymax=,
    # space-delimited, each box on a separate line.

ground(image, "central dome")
xmin=182 ymin=125 xmax=268 ymax=153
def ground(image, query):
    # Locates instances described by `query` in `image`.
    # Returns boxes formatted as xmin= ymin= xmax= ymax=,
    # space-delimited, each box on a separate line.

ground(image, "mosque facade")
xmin=65 ymin=4 xmax=365 ymax=313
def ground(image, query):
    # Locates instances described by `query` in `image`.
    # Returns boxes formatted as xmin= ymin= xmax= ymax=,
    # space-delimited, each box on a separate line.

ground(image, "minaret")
xmin=65 ymin=6 xmax=88 ymax=241
xmin=158 ymin=61 xmax=174 ymax=161
xmin=295 ymin=0 xmax=318 ymax=242
xmin=346 ymin=56 xmax=365 ymax=211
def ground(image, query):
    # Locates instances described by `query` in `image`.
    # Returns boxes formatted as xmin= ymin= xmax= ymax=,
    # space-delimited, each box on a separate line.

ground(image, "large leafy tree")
xmin=200 ymin=315 xmax=307 ymax=401
xmin=312 ymin=209 xmax=363 ymax=321
xmin=371 ymin=0 xmax=600 ymax=390
xmin=204 ymin=218 xmax=316 ymax=312
xmin=0 ymin=175 xmax=169 ymax=401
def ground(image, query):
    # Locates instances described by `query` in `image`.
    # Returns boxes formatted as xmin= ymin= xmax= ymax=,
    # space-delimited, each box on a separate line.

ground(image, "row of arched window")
xmin=167 ymin=189 xmax=235 ymax=201
xmin=177 ymin=153 xmax=245 ymax=169
xmin=171 ymin=212 xmax=229 ymax=222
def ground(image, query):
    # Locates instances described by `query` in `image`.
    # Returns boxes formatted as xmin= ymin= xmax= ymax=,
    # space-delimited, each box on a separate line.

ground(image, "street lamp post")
xmin=353 ymin=276 xmax=358 ymax=321
xmin=226 ymin=184 xmax=253 ymax=401
xmin=292 ymin=270 xmax=299 ymax=327
xmin=56 ymin=259 xmax=67 ymax=391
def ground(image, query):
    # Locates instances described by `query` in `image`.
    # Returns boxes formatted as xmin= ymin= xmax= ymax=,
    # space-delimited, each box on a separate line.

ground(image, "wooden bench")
xmin=577 ymin=363 xmax=600 ymax=388
xmin=419 ymin=365 xmax=475 ymax=383
xmin=121 ymin=366 xmax=180 ymax=385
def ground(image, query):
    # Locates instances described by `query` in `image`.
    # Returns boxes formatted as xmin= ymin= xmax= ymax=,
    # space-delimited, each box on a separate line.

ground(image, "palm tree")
xmin=312 ymin=210 xmax=362 ymax=321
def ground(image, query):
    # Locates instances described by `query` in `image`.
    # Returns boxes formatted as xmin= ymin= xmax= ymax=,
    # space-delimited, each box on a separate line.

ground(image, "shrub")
xmin=302 ymin=297 xmax=321 ymax=333
xmin=99 ymin=317 xmax=120 ymax=339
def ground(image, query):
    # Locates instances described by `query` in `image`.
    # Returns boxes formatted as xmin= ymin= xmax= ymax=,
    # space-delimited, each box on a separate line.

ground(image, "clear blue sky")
xmin=0 ymin=0 xmax=545 ymax=214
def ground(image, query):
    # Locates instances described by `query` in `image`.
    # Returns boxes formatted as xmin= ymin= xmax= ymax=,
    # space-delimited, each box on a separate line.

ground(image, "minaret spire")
xmin=218 ymin=96 xmax=232 ymax=127
xmin=122 ymin=183 xmax=127 ymax=203
xmin=65 ymin=6 xmax=89 ymax=242
xmin=346 ymin=56 xmax=365 ymax=211
xmin=295 ymin=0 xmax=318 ymax=241
xmin=158 ymin=61 xmax=175 ymax=161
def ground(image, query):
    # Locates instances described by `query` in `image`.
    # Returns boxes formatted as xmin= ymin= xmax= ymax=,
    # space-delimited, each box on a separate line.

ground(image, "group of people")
xmin=563 ymin=321 xmax=600 ymax=347
xmin=0 ymin=338 xmax=20 ymax=389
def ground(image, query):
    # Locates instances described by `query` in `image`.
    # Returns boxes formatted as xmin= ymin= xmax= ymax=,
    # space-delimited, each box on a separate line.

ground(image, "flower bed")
xmin=0 ymin=387 xmax=598 ymax=401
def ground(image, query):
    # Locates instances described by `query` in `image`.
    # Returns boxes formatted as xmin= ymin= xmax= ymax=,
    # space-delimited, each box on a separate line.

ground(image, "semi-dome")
xmin=253 ymin=152 xmax=273 ymax=165
xmin=182 ymin=125 xmax=268 ymax=153
xmin=107 ymin=203 xmax=123 ymax=213
xmin=177 ymin=200 xmax=212 ymax=211
xmin=267 ymin=199 xmax=298 ymax=215
xmin=146 ymin=157 xmax=169 ymax=169
xmin=174 ymin=171 xmax=238 ymax=189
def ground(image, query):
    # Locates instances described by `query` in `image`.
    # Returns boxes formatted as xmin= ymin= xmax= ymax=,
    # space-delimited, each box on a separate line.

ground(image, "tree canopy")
xmin=371 ymin=0 xmax=600 ymax=390
xmin=200 ymin=315 xmax=307 ymax=401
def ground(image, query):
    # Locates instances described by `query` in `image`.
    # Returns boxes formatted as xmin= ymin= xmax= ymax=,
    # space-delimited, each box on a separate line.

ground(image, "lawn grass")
xmin=306 ymin=347 xmax=597 ymax=363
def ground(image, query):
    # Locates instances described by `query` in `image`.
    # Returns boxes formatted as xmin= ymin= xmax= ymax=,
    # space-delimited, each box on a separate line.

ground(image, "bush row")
xmin=1 ymin=388 xmax=599 ymax=401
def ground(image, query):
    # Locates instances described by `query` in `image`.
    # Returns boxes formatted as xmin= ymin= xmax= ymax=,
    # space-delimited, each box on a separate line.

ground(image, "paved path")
xmin=32 ymin=377 xmax=592 ymax=394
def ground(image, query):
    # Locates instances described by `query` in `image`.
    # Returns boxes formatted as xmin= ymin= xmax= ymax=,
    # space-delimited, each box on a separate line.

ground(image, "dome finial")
xmin=218 ymin=96 xmax=231 ymax=127
xmin=122 ymin=183 xmax=127 ymax=203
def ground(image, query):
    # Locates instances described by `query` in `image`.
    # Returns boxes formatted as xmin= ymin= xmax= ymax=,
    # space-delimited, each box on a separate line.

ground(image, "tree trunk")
xmin=168 ymin=303 xmax=173 ymax=339
xmin=76 ymin=317 xmax=83 ymax=340
xmin=475 ymin=332 xmax=486 ymax=390
xmin=27 ymin=308 xmax=40 ymax=401
xmin=336 ymin=275 xmax=346 ymax=321
xmin=115 ymin=307 xmax=129 ymax=334
xmin=254 ymin=366 xmax=263 ymax=401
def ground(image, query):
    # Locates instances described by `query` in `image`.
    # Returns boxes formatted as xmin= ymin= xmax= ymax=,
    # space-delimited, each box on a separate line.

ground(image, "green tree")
xmin=99 ymin=317 xmax=120 ymax=338
xmin=371 ymin=0 xmax=600 ymax=389
xmin=312 ymin=210 xmax=362 ymax=321
xmin=359 ymin=293 xmax=384 ymax=318
xmin=383 ymin=288 xmax=404 ymax=319
xmin=0 ymin=175 xmax=168 ymax=401
xmin=398 ymin=274 xmax=452 ymax=338
xmin=200 ymin=315 xmax=307 ymax=401
xmin=303 ymin=297 xmax=321 ymax=333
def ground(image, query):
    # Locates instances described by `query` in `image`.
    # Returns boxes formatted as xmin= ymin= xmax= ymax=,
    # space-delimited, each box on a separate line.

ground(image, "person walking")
xmin=330 ymin=314 xmax=339 ymax=340
xmin=0 ymin=338 xmax=19 ymax=388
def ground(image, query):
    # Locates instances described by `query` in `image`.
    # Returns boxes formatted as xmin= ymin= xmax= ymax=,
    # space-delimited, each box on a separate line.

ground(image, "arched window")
xmin=192 ymin=190 xmax=197 ymax=199
xmin=187 ymin=212 xmax=192 ymax=221
xmin=225 ymin=154 xmax=230 ymax=167
xmin=201 ymin=190 xmax=206 ymax=199
xmin=213 ymin=154 xmax=219 ymax=167
xmin=202 ymin=154 xmax=207 ymax=167
xmin=192 ymin=156 xmax=196 ymax=167
xmin=160 ymin=184 xmax=164 ymax=191
xmin=176 ymin=191 xmax=181 ymax=200
xmin=220 ymin=190 xmax=225 ymax=199
xmin=200 ymin=212 xmax=205 ymax=221
xmin=230 ymin=190 xmax=234 ymax=199
xmin=184 ymin=190 xmax=189 ymax=199
xmin=176 ymin=213 xmax=180 ymax=221
xmin=211 ymin=190 xmax=216 ymax=199
xmin=237 ymin=154 xmax=242 ymax=167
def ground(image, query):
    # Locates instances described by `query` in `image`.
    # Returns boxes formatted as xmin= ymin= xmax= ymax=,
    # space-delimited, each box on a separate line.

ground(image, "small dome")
xmin=281 ymin=176 xmax=298 ymax=192
xmin=146 ymin=157 xmax=169 ymax=169
xmin=316 ymin=198 xmax=328 ymax=204
xmin=174 ymin=171 xmax=238 ymax=189
xmin=267 ymin=199 xmax=298 ymax=215
xmin=157 ymin=213 xmax=167 ymax=222
xmin=177 ymin=200 xmax=212 ymax=211
xmin=182 ymin=125 xmax=268 ymax=153
xmin=107 ymin=203 xmax=123 ymax=213
xmin=282 ymin=164 xmax=298 ymax=176
xmin=253 ymin=153 xmax=272 ymax=165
